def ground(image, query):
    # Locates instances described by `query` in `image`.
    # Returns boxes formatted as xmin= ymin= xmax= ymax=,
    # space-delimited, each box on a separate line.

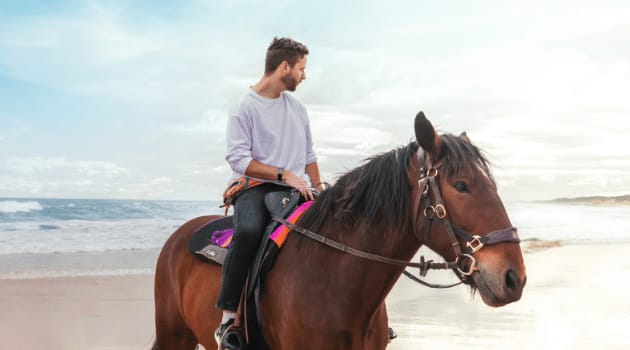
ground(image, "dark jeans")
xmin=216 ymin=183 xmax=285 ymax=311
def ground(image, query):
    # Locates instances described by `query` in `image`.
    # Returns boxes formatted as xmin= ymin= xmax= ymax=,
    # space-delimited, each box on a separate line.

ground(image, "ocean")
xmin=1 ymin=197 xmax=629 ymax=279
xmin=0 ymin=198 xmax=222 ymax=278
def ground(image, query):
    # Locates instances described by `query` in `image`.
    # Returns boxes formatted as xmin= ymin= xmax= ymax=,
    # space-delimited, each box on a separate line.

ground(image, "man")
xmin=216 ymin=37 xmax=324 ymax=342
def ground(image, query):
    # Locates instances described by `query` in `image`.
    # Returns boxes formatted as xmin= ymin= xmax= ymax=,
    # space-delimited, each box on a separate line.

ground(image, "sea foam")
xmin=0 ymin=200 xmax=43 ymax=213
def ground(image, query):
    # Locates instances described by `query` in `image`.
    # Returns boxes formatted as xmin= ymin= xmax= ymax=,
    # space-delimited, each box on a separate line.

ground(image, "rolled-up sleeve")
xmin=305 ymin=117 xmax=317 ymax=164
xmin=225 ymin=111 xmax=253 ymax=175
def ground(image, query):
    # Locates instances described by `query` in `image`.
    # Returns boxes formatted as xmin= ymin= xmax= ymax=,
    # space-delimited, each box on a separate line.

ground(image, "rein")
xmin=273 ymin=147 xmax=520 ymax=289
xmin=272 ymin=217 xmax=461 ymax=288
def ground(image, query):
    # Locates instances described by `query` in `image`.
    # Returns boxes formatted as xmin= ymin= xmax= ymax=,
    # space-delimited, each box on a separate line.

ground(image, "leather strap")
xmin=277 ymin=167 xmax=284 ymax=182
xmin=269 ymin=146 xmax=521 ymax=289
xmin=425 ymin=157 xmax=463 ymax=257
xmin=272 ymin=216 xmax=459 ymax=271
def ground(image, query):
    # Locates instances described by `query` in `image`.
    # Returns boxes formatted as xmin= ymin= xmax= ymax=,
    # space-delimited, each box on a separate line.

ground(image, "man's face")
xmin=281 ymin=56 xmax=307 ymax=92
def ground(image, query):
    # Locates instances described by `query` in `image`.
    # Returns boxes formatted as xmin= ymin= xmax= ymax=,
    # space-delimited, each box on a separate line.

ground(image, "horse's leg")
xmin=154 ymin=236 xmax=199 ymax=349
xmin=154 ymin=261 xmax=199 ymax=349
xmin=368 ymin=302 xmax=389 ymax=349
xmin=182 ymin=263 xmax=223 ymax=350
xmin=154 ymin=216 xmax=223 ymax=350
xmin=153 ymin=333 xmax=196 ymax=350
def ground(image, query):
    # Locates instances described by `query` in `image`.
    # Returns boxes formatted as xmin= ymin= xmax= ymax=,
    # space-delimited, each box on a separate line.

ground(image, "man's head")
xmin=265 ymin=37 xmax=309 ymax=91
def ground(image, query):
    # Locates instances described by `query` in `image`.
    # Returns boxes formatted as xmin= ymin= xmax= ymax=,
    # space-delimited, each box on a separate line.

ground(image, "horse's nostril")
xmin=505 ymin=269 xmax=518 ymax=290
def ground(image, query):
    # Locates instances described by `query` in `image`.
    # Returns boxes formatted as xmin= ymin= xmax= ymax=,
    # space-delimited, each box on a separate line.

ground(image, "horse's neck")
xmin=309 ymin=223 xmax=420 ymax=313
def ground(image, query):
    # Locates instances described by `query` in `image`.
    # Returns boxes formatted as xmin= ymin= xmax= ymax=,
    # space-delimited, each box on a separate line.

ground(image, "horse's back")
xmin=154 ymin=215 xmax=224 ymax=348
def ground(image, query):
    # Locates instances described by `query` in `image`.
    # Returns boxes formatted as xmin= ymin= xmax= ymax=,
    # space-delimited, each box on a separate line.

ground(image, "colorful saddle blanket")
xmin=189 ymin=191 xmax=313 ymax=349
xmin=189 ymin=195 xmax=313 ymax=266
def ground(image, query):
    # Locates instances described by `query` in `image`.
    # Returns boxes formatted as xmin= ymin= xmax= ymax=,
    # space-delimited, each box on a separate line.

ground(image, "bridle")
xmin=410 ymin=149 xmax=520 ymax=287
xmin=273 ymin=146 xmax=520 ymax=289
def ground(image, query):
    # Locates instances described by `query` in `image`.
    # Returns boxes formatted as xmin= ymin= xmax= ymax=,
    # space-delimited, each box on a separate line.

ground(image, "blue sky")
xmin=1 ymin=0 xmax=629 ymax=201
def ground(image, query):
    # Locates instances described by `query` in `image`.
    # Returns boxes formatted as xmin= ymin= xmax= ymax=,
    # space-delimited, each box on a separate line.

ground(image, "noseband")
xmin=411 ymin=150 xmax=520 ymax=286
xmin=273 ymin=147 xmax=521 ymax=289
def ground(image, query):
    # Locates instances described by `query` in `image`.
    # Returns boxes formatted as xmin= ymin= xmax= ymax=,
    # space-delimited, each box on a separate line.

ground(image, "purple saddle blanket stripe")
xmin=210 ymin=228 xmax=234 ymax=248
xmin=192 ymin=217 xmax=235 ymax=249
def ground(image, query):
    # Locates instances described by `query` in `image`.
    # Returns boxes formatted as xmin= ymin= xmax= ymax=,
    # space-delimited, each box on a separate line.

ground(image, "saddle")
xmin=189 ymin=189 xmax=306 ymax=267
xmin=189 ymin=189 xmax=312 ymax=349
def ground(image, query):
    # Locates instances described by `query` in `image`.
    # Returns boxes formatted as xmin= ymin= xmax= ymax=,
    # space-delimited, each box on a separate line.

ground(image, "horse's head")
xmin=413 ymin=111 xmax=526 ymax=307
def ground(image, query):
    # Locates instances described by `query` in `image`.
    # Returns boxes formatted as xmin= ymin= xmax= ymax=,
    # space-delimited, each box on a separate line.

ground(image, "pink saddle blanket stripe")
xmin=269 ymin=201 xmax=314 ymax=247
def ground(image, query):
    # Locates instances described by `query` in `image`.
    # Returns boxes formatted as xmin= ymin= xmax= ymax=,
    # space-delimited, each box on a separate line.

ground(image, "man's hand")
xmin=283 ymin=170 xmax=314 ymax=201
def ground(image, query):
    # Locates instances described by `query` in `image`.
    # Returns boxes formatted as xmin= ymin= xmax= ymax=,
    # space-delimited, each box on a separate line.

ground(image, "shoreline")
xmin=0 ymin=248 xmax=161 ymax=280
xmin=0 ymin=239 xmax=571 ymax=279
xmin=1 ymin=242 xmax=629 ymax=350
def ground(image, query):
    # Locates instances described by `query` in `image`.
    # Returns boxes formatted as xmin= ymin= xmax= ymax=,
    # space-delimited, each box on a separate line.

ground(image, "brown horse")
xmin=153 ymin=112 xmax=526 ymax=349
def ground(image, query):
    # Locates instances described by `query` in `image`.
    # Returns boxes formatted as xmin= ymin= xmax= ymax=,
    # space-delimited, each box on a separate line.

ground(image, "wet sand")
xmin=387 ymin=242 xmax=630 ymax=350
xmin=1 ymin=242 xmax=628 ymax=349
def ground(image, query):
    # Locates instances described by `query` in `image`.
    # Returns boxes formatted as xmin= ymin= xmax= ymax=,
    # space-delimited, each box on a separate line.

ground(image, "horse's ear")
xmin=459 ymin=131 xmax=471 ymax=143
xmin=414 ymin=111 xmax=442 ymax=154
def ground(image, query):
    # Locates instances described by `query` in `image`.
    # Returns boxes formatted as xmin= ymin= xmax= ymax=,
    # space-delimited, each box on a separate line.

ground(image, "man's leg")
xmin=215 ymin=184 xmax=278 ymax=335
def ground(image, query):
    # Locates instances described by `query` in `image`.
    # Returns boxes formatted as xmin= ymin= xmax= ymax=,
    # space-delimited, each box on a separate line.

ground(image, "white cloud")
xmin=108 ymin=176 xmax=177 ymax=199
xmin=6 ymin=157 xmax=128 ymax=178
xmin=310 ymin=108 xmax=395 ymax=150
xmin=0 ymin=3 xmax=248 ymax=110
xmin=0 ymin=157 xmax=128 ymax=197
xmin=168 ymin=110 xmax=227 ymax=135
xmin=210 ymin=164 xmax=230 ymax=174
xmin=0 ymin=156 xmax=210 ymax=199
xmin=2 ymin=1 xmax=630 ymax=200
xmin=528 ymin=4 xmax=630 ymax=42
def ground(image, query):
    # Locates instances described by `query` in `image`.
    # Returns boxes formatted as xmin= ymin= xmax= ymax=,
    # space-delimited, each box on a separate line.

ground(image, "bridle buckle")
xmin=434 ymin=204 xmax=447 ymax=219
xmin=466 ymin=235 xmax=485 ymax=254
xmin=456 ymin=254 xmax=477 ymax=276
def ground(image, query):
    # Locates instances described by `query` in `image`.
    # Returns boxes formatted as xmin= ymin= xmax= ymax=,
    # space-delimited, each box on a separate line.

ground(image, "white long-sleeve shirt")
xmin=225 ymin=88 xmax=317 ymax=185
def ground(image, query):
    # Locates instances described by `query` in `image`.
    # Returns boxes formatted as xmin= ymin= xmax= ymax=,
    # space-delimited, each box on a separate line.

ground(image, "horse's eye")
xmin=454 ymin=181 xmax=469 ymax=193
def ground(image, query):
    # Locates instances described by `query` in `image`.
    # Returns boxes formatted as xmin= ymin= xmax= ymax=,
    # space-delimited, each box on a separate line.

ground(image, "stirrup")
xmin=215 ymin=322 xmax=246 ymax=350
xmin=214 ymin=319 xmax=233 ymax=348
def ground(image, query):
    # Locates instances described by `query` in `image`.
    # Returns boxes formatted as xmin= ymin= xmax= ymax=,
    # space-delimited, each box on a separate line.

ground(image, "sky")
xmin=1 ymin=0 xmax=629 ymax=202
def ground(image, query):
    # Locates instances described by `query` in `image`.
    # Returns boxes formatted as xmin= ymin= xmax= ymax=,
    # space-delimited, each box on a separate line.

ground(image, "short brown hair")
xmin=265 ymin=37 xmax=309 ymax=74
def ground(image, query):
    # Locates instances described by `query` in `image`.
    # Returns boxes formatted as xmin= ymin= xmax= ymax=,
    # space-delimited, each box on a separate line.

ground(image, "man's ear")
xmin=280 ymin=61 xmax=290 ymax=72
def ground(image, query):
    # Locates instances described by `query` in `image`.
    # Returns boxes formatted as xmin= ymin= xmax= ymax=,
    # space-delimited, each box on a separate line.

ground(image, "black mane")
xmin=299 ymin=142 xmax=419 ymax=232
xmin=299 ymin=133 xmax=493 ymax=233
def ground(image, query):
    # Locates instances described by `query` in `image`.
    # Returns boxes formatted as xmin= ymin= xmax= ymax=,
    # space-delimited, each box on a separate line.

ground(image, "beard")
xmin=281 ymin=73 xmax=299 ymax=91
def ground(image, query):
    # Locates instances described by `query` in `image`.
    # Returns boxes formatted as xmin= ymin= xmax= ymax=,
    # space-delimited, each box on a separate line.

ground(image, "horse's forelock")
xmin=438 ymin=134 xmax=494 ymax=183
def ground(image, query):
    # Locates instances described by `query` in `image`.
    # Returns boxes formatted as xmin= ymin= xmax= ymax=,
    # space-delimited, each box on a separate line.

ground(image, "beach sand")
xmin=1 ymin=242 xmax=629 ymax=350
xmin=0 ymin=274 xmax=155 ymax=350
